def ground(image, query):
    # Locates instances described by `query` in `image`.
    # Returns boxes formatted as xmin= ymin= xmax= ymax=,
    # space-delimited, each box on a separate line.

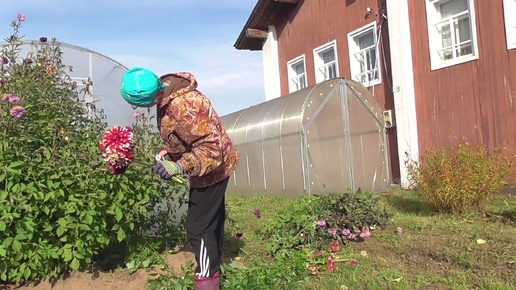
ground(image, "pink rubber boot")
xmin=194 ymin=271 xmax=220 ymax=290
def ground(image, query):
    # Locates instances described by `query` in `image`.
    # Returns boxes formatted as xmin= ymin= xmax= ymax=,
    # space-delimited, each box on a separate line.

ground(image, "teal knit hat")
xmin=120 ymin=67 xmax=165 ymax=107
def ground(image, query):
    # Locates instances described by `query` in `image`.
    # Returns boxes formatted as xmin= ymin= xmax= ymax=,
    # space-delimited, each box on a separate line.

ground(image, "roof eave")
xmin=234 ymin=0 xmax=298 ymax=51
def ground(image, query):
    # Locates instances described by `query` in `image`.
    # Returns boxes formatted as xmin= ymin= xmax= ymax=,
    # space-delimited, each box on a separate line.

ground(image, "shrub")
xmin=0 ymin=15 xmax=186 ymax=283
xmin=407 ymin=143 xmax=513 ymax=214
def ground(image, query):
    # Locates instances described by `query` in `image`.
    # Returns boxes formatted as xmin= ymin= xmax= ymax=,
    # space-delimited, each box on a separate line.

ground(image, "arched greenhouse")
xmin=220 ymin=78 xmax=390 ymax=198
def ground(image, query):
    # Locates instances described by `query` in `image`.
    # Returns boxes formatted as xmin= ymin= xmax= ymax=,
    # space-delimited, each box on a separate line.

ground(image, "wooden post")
xmin=275 ymin=0 xmax=298 ymax=3
xmin=245 ymin=28 xmax=269 ymax=39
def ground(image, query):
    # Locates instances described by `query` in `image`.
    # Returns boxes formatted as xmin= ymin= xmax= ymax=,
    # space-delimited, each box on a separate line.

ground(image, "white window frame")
xmin=503 ymin=0 xmax=516 ymax=50
xmin=313 ymin=40 xmax=339 ymax=84
xmin=347 ymin=22 xmax=381 ymax=87
xmin=426 ymin=0 xmax=479 ymax=70
xmin=287 ymin=55 xmax=307 ymax=93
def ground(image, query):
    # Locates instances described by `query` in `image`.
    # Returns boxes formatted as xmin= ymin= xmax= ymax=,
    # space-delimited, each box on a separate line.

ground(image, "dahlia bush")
xmin=0 ymin=15 xmax=186 ymax=283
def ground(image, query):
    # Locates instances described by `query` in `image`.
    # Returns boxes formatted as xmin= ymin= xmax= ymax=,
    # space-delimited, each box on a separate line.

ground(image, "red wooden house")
xmin=234 ymin=0 xmax=516 ymax=187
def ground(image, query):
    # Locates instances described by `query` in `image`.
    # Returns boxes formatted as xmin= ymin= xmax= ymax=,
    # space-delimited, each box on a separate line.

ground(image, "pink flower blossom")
xmin=327 ymin=228 xmax=337 ymax=235
xmin=359 ymin=226 xmax=371 ymax=239
xmin=1 ymin=57 xmax=8 ymax=65
xmin=132 ymin=112 xmax=143 ymax=119
xmin=99 ymin=126 xmax=135 ymax=172
xmin=17 ymin=14 xmax=25 ymax=22
xmin=342 ymin=228 xmax=351 ymax=236
xmin=327 ymin=258 xmax=335 ymax=272
xmin=396 ymin=227 xmax=404 ymax=235
xmin=2 ymin=94 xmax=20 ymax=105
xmin=254 ymin=209 xmax=261 ymax=218
xmin=10 ymin=106 xmax=26 ymax=119
xmin=359 ymin=230 xmax=371 ymax=239
xmin=349 ymin=259 xmax=359 ymax=267
xmin=329 ymin=240 xmax=340 ymax=253
xmin=317 ymin=220 xmax=326 ymax=227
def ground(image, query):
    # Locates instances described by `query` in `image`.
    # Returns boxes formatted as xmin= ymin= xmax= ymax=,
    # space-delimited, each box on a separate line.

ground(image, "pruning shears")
xmin=155 ymin=150 xmax=168 ymax=162
xmin=155 ymin=150 xmax=188 ymax=185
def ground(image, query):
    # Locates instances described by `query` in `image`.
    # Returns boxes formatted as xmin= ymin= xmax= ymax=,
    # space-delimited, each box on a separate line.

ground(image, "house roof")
xmin=234 ymin=0 xmax=297 ymax=51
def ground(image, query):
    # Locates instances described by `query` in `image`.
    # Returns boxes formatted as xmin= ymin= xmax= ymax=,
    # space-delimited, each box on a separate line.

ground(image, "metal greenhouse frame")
xmin=221 ymin=78 xmax=390 ymax=198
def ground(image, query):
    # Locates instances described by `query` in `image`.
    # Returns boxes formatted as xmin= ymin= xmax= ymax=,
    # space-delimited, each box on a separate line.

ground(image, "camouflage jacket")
xmin=156 ymin=72 xmax=239 ymax=188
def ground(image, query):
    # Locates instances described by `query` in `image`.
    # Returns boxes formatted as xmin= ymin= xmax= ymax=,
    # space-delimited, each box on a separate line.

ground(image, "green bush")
xmin=262 ymin=190 xmax=392 ymax=256
xmin=407 ymin=143 xmax=513 ymax=214
xmin=0 ymin=16 xmax=186 ymax=283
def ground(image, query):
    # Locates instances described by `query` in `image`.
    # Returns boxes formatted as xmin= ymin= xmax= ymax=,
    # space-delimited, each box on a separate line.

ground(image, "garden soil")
xmin=1 ymin=250 xmax=196 ymax=290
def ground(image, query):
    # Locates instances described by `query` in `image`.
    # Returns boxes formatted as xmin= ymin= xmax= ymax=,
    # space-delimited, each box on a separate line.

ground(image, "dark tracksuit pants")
xmin=187 ymin=178 xmax=228 ymax=278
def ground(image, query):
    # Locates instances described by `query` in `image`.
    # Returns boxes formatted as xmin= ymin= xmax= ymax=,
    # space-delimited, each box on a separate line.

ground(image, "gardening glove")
xmin=153 ymin=160 xmax=183 ymax=180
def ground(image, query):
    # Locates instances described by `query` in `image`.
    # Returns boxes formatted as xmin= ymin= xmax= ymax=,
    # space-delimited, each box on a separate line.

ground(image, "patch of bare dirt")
xmin=1 ymin=251 xmax=196 ymax=290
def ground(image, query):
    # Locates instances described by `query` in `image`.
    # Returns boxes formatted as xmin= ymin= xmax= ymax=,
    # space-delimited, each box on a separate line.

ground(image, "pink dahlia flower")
xmin=99 ymin=126 xmax=135 ymax=174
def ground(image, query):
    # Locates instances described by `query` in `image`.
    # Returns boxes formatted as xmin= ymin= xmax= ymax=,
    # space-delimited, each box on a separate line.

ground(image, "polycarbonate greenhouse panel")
xmin=346 ymin=84 xmax=389 ymax=192
xmin=220 ymin=78 xmax=390 ymax=197
xmin=304 ymin=88 xmax=353 ymax=195
xmin=279 ymin=132 xmax=305 ymax=197
xmin=13 ymin=41 xmax=140 ymax=127
xmin=261 ymin=101 xmax=287 ymax=195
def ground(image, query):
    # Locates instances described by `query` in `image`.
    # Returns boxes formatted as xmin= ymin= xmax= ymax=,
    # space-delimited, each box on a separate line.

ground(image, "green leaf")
xmin=74 ymin=251 xmax=85 ymax=259
xmin=70 ymin=257 xmax=80 ymax=270
xmin=0 ymin=190 xmax=7 ymax=200
xmin=12 ymin=239 xmax=22 ymax=251
xmin=0 ymin=221 xmax=6 ymax=231
xmin=78 ymin=224 xmax=90 ymax=231
xmin=2 ymin=237 xmax=13 ymax=247
xmin=117 ymin=228 xmax=126 ymax=242
xmin=126 ymin=260 xmax=135 ymax=271
xmin=63 ymin=247 xmax=73 ymax=262
xmin=57 ymin=217 xmax=67 ymax=227
xmin=84 ymin=214 xmax=93 ymax=225
xmin=114 ymin=206 xmax=123 ymax=222
xmin=56 ymin=227 xmax=65 ymax=237
xmin=23 ymin=267 xmax=30 ymax=280
xmin=8 ymin=161 xmax=25 ymax=169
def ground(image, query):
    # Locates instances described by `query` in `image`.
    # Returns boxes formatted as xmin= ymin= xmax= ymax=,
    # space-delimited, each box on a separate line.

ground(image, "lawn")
xmin=222 ymin=190 xmax=516 ymax=290
xmin=6 ymin=190 xmax=515 ymax=290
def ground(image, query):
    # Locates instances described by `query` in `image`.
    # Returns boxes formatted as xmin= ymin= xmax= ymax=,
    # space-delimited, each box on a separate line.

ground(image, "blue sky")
xmin=0 ymin=0 xmax=265 ymax=116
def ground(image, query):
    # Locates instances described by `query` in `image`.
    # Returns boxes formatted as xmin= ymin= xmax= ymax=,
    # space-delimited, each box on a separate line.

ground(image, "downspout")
xmin=385 ymin=0 xmax=419 ymax=188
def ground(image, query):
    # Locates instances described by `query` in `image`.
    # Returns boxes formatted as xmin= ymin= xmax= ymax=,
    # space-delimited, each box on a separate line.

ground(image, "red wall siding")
xmin=408 ymin=0 xmax=516 ymax=170
xmin=273 ymin=0 xmax=401 ymax=182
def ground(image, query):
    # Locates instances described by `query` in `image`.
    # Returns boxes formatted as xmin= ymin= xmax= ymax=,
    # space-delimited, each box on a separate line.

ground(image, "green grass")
xmin=223 ymin=191 xmax=516 ymax=290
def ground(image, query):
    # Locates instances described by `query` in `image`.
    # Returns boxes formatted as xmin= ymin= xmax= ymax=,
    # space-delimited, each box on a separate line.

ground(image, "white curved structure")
xmin=221 ymin=78 xmax=390 ymax=197
xmin=15 ymin=41 xmax=139 ymax=127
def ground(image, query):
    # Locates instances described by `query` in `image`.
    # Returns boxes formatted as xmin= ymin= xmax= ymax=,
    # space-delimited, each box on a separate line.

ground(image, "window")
xmin=313 ymin=40 xmax=339 ymax=83
xmin=426 ymin=0 xmax=479 ymax=70
xmin=287 ymin=55 xmax=307 ymax=93
xmin=348 ymin=23 xmax=381 ymax=87
xmin=503 ymin=0 xmax=516 ymax=49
